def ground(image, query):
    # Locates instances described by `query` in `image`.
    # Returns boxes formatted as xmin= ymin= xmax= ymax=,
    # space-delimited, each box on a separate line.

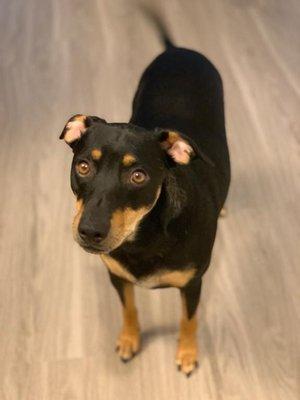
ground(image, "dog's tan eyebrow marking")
xmin=91 ymin=148 xmax=102 ymax=160
xmin=122 ymin=154 xmax=136 ymax=167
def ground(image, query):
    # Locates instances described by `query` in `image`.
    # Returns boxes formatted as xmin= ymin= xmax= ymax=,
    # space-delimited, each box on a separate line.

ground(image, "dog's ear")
xmin=59 ymin=114 xmax=106 ymax=145
xmin=155 ymin=128 xmax=214 ymax=166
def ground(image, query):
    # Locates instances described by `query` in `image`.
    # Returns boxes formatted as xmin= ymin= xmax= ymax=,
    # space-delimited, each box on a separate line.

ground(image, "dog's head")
xmin=60 ymin=114 xmax=200 ymax=254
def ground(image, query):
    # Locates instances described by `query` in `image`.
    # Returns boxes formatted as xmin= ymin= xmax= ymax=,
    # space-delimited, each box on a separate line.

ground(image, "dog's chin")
xmin=80 ymin=243 xmax=104 ymax=254
xmin=77 ymin=241 xmax=112 ymax=255
xmin=75 ymin=233 xmax=134 ymax=255
xmin=76 ymin=237 xmax=123 ymax=255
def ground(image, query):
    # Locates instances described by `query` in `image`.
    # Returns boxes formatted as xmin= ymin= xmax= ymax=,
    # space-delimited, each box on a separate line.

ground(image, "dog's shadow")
xmin=141 ymin=324 xmax=177 ymax=350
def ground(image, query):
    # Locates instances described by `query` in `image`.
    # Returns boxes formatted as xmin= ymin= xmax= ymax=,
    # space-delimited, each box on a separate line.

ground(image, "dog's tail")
xmin=141 ymin=6 xmax=175 ymax=50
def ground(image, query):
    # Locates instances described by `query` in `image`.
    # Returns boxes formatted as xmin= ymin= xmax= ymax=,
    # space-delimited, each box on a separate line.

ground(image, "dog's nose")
xmin=78 ymin=226 xmax=104 ymax=243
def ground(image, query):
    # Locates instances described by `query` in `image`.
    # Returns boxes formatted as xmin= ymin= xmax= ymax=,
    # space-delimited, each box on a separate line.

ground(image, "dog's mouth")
xmin=77 ymin=239 xmax=113 ymax=254
xmin=80 ymin=242 xmax=106 ymax=254
xmin=76 ymin=232 xmax=134 ymax=255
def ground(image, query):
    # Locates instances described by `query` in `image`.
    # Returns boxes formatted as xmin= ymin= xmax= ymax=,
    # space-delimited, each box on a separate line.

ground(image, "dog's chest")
xmin=100 ymin=254 xmax=195 ymax=288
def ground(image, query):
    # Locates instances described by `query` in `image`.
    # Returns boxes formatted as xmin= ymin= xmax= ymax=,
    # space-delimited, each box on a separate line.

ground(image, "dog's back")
xmin=131 ymin=18 xmax=230 ymax=207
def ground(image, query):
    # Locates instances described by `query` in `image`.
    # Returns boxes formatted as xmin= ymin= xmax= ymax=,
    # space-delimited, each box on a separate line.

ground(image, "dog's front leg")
xmin=109 ymin=272 xmax=140 ymax=362
xmin=176 ymin=278 xmax=202 ymax=376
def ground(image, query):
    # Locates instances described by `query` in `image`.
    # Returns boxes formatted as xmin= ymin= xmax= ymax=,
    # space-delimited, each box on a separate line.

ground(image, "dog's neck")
xmin=159 ymin=170 xmax=187 ymax=228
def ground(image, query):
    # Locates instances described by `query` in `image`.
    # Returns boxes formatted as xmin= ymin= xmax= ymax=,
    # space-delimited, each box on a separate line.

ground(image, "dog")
xmin=59 ymin=16 xmax=230 ymax=377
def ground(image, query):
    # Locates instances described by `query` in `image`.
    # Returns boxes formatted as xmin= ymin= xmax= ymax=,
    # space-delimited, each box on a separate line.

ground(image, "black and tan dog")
xmin=60 ymin=20 xmax=230 ymax=376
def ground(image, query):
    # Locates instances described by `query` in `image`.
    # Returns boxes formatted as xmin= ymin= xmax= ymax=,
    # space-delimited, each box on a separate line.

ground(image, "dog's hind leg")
xmin=176 ymin=278 xmax=202 ymax=376
xmin=109 ymin=272 xmax=140 ymax=362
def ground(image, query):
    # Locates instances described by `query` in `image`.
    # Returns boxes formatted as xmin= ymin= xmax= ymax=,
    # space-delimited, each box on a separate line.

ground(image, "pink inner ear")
xmin=64 ymin=120 xmax=87 ymax=144
xmin=168 ymin=140 xmax=194 ymax=164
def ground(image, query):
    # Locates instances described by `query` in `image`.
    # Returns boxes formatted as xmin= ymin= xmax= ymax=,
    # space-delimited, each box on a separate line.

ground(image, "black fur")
xmin=61 ymin=21 xmax=230 ymax=320
xmin=109 ymin=271 xmax=126 ymax=305
xmin=181 ymin=278 xmax=203 ymax=319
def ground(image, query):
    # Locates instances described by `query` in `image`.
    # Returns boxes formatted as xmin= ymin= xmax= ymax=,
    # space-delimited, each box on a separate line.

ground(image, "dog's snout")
xmin=78 ymin=224 xmax=106 ymax=244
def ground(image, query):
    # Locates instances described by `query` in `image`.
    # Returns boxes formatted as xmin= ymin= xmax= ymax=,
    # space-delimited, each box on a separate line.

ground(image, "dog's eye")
xmin=76 ymin=161 xmax=90 ymax=176
xmin=130 ymin=169 xmax=148 ymax=185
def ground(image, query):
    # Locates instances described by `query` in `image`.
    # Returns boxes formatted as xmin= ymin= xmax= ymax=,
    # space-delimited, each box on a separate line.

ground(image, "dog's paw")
xmin=115 ymin=330 xmax=140 ymax=362
xmin=176 ymin=342 xmax=198 ymax=377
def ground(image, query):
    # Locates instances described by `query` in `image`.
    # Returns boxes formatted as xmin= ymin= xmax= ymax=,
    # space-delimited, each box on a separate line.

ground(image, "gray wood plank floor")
xmin=0 ymin=0 xmax=299 ymax=399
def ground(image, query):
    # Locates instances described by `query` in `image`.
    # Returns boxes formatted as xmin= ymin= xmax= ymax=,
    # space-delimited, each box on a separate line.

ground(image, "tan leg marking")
xmin=116 ymin=282 xmax=140 ymax=361
xmin=176 ymin=293 xmax=198 ymax=376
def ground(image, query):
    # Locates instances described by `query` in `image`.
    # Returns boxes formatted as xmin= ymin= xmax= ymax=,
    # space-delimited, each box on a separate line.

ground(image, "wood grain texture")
xmin=0 ymin=0 xmax=299 ymax=399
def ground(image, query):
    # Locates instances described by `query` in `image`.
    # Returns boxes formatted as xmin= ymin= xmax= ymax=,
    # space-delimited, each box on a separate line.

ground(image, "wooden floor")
xmin=0 ymin=0 xmax=299 ymax=399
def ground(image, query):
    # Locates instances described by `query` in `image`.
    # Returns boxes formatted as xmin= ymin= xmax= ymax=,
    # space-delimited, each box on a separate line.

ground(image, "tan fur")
xmin=73 ymin=205 xmax=149 ymax=251
xmin=104 ymin=206 xmax=150 ymax=249
xmin=73 ymin=187 xmax=161 ymax=251
xmin=102 ymin=186 xmax=161 ymax=248
xmin=73 ymin=114 xmax=86 ymax=123
xmin=176 ymin=293 xmax=198 ymax=375
xmin=160 ymin=131 xmax=193 ymax=164
xmin=75 ymin=198 xmax=83 ymax=212
xmin=168 ymin=131 xmax=180 ymax=145
xmin=72 ymin=199 xmax=84 ymax=237
xmin=91 ymin=148 xmax=102 ymax=160
xmin=115 ymin=282 xmax=140 ymax=360
xmin=122 ymin=153 xmax=136 ymax=167
xmin=64 ymin=115 xmax=87 ymax=144
xmin=73 ymin=204 xmax=151 ymax=252
xmin=101 ymin=253 xmax=195 ymax=288
xmin=220 ymin=207 xmax=227 ymax=217
xmin=160 ymin=131 xmax=180 ymax=150
xmin=101 ymin=254 xmax=136 ymax=283
xmin=139 ymin=268 xmax=196 ymax=288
